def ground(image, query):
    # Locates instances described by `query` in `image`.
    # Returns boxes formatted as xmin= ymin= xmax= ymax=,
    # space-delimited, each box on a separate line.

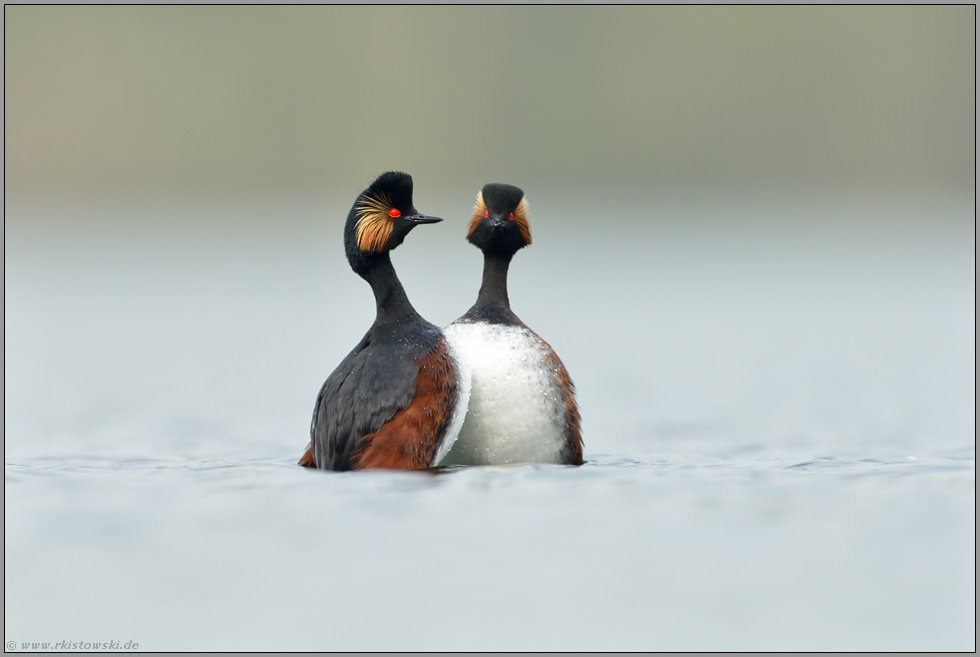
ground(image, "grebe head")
xmin=466 ymin=183 xmax=531 ymax=256
xmin=344 ymin=171 xmax=442 ymax=273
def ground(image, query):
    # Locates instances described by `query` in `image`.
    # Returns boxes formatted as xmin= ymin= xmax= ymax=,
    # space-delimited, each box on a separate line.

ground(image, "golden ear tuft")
xmin=355 ymin=192 xmax=395 ymax=253
xmin=467 ymin=191 xmax=486 ymax=239
xmin=513 ymin=196 xmax=532 ymax=245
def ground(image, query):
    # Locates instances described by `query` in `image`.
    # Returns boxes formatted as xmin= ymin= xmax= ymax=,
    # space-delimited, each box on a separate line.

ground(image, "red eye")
xmin=388 ymin=208 xmax=401 ymax=218
xmin=484 ymin=210 xmax=489 ymax=218
xmin=508 ymin=212 xmax=514 ymax=220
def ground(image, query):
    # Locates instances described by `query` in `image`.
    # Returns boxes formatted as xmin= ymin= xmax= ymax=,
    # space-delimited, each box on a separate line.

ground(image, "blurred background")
xmin=5 ymin=6 xmax=975 ymax=651
xmin=4 ymin=5 xmax=975 ymax=193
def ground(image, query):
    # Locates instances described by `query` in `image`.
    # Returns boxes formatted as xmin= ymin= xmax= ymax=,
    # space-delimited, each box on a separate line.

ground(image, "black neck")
xmin=462 ymin=251 xmax=523 ymax=325
xmin=477 ymin=251 xmax=513 ymax=309
xmin=361 ymin=253 xmax=424 ymax=337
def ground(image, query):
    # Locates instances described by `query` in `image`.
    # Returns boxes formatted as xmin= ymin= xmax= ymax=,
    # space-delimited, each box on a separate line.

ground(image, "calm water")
xmin=4 ymin=191 xmax=975 ymax=650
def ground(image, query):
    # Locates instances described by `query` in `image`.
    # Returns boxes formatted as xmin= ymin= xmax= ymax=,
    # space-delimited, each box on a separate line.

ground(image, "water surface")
xmin=5 ymin=191 xmax=975 ymax=650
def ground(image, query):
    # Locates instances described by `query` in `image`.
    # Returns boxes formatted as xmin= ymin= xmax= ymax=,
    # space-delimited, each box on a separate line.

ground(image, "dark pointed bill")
xmin=404 ymin=214 xmax=443 ymax=224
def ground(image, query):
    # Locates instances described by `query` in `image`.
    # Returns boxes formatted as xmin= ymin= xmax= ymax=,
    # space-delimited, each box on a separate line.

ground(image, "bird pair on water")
xmin=300 ymin=171 xmax=583 ymax=471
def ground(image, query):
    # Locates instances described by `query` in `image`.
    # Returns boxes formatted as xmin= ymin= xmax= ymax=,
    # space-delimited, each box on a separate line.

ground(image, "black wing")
xmin=310 ymin=330 xmax=419 ymax=471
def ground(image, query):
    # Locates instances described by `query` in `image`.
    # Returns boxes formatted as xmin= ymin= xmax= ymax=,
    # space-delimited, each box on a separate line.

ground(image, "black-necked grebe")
xmin=442 ymin=183 xmax=583 ymax=466
xmin=300 ymin=172 xmax=471 ymax=470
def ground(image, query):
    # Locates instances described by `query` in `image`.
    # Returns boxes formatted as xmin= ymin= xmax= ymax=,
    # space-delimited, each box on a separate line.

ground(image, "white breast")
xmin=440 ymin=321 xmax=567 ymax=465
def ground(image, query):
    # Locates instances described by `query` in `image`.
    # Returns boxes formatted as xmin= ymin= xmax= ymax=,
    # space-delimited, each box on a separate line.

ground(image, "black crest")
xmin=482 ymin=183 xmax=524 ymax=215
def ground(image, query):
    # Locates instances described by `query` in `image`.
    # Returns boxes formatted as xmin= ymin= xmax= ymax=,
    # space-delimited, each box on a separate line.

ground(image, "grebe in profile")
xmin=299 ymin=171 xmax=470 ymax=471
xmin=442 ymin=183 xmax=583 ymax=466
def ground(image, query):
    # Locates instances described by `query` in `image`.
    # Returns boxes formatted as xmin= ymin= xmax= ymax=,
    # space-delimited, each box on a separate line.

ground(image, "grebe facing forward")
xmin=300 ymin=172 xmax=470 ymax=471
xmin=442 ymin=184 xmax=583 ymax=466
